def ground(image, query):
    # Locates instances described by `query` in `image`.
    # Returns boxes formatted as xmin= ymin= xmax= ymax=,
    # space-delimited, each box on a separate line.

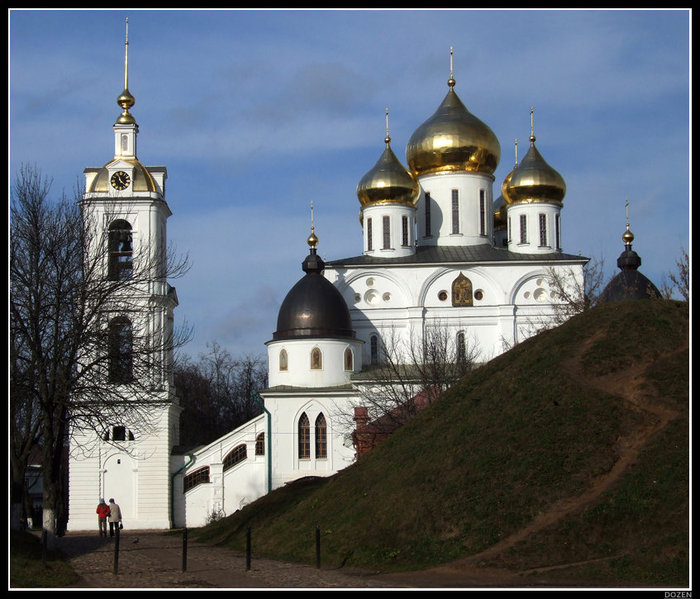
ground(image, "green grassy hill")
xmin=193 ymin=299 xmax=689 ymax=587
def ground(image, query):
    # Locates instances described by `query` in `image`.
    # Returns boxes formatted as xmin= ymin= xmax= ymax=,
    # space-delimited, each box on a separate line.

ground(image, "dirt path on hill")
xmin=377 ymin=335 xmax=684 ymax=587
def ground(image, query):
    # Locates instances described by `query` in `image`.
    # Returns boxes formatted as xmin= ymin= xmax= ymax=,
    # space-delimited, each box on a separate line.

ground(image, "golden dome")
xmin=406 ymin=75 xmax=500 ymax=178
xmin=505 ymin=110 xmax=565 ymax=205
xmin=505 ymin=140 xmax=566 ymax=205
xmin=88 ymin=159 xmax=157 ymax=193
xmin=357 ymin=123 xmax=420 ymax=207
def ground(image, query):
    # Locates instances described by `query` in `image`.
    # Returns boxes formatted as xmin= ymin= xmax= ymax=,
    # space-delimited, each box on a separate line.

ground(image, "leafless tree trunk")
xmin=10 ymin=165 xmax=190 ymax=539
xmin=350 ymin=323 xmax=480 ymax=436
xmin=660 ymin=247 xmax=689 ymax=301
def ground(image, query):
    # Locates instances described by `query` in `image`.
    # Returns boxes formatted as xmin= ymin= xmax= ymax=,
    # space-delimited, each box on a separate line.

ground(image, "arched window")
xmin=255 ymin=432 xmax=265 ymax=456
xmin=298 ymin=413 xmax=310 ymax=459
xmin=311 ymin=347 xmax=322 ymax=370
xmin=344 ymin=347 xmax=353 ymax=371
xmin=315 ymin=413 xmax=327 ymax=459
xmin=279 ymin=349 xmax=288 ymax=371
xmin=108 ymin=317 xmax=133 ymax=383
xmin=223 ymin=444 xmax=247 ymax=472
xmin=183 ymin=466 xmax=210 ymax=492
xmin=457 ymin=331 xmax=466 ymax=364
xmin=108 ymin=220 xmax=133 ymax=281
xmin=370 ymin=335 xmax=379 ymax=365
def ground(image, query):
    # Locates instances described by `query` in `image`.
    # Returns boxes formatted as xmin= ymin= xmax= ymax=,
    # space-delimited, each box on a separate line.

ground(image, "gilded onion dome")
xmin=357 ymin=110 xmax=420 ymax=207
xmin=406 ymin=51 xmax=500 ymax=177
xmin=505 ymin=108 xmax=566 ymax=205
xmin=493 ymin=194 xmax=507 ymax=231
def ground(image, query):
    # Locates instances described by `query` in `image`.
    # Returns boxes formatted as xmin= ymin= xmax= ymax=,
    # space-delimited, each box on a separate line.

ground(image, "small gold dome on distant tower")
xmin=505 ymin=108 xmax=566 ymax=205
xmin=406 ymin=48 xmax=500 ymax=178
xmin=357 ymin=109 xmax=420 ymax=207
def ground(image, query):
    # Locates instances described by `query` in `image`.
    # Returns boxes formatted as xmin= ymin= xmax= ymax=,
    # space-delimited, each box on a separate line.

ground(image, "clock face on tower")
xmin=110 ymin=171 xmax=131 ymax=191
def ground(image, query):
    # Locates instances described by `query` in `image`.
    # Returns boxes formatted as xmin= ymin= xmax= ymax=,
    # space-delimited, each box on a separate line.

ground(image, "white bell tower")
xmin=68 ymin=19 xmax=180 ymax=531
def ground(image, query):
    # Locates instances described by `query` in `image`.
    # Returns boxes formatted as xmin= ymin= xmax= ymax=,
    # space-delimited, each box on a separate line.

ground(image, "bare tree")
xmin=660 ymin=247 xmax=689 ymax=301
xmin=543 ymin=255 xmax=606 ymax=326
xmin=349 ymin=323 xmax=480 ymax=453
xmin=175 ymin=344 xmax=266 ymax=448
xmin=10 ymin=165 xmax=190 ymax=536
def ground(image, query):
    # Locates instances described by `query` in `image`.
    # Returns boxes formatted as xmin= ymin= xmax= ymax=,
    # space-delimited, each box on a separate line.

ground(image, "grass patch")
xmin=10 ymin=531 xmax=80 ymax=588
xmin=189 ymin=300 xmax=688 ymax=586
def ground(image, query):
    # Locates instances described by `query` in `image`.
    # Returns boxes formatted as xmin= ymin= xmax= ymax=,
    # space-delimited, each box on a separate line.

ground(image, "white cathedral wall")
xmin=415 ymin=172 xmax=495 ymax=246
xmin=261 ymin=391 xmax=359 ymax=491
xmin=171 ymin=414 xmax=268 ymax=528
xmin=326 ymin=260 xmax=585 ymax=363
xmin=266 ymin=338 xmax=364 ymax=388
xmin=67 ymin=402 xmax=176 ymax=531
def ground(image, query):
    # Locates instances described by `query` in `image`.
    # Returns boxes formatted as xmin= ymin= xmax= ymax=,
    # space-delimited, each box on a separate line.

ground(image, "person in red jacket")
xmin=96 ymin=499 xmax=110 ymax=537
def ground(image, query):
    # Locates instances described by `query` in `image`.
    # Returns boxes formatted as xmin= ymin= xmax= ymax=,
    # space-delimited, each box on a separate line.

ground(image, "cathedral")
xmin=67 ymin=35 xmax=586 ymax=530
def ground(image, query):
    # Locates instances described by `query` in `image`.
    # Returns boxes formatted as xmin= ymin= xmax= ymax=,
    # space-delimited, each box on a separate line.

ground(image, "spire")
xmin=529 ymin=106 xmax=536 ymax=143
xmin=385 ymin=107 xmax=391 ymax=145
xmin=514 ymin=138 xmax=519 ymax=167
xmin=448 ymin=46 xmax=455 ymax=88
xmin=307 ymin=200 xmax=318 ymax=251
xmin=622 ymin=196 xmax=635 ymax=248
xmin=116 ymin=18 xmax=136 ymax=125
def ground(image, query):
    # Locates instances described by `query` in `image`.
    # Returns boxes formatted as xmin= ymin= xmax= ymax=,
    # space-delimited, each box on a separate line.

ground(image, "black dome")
xmin=272 ymin=249 xmax=355 ymax=341
xmin=599 ymin=248 xmax=661 ymax=302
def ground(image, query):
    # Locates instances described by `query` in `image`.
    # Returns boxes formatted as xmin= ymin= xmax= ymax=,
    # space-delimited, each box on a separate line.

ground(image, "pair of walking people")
xmin=96 ymin=498 xmax=122 ymax=537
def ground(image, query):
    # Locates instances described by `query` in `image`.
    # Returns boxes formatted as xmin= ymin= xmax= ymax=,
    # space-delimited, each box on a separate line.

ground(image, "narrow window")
xmin=344 ymin=347 xmax=353 ymax=371
xmin=382 ymin=215 xmax=391 ymax=249
xmin=452 ymin=189 xmax=459 ymax=234
xmin=457 ymin=331 xmax=466 ymax=364
xmin=520 ymin=214 xmax=527 ymax=244
xmin=279 ymin=349 xmax=288 ymax=371
xmin=298 ymin=413 xmax=310 ymax=459
xmin=315 ymin=413 xmax=327 ymax=459
xmin=108 ymin=220 xmax=133 ymax=281
xmin=508 ymin=217 xmax=512 ymax=243
xmin=367 ymin=217 xmax=373 ymax=251
xmin=311 ymin=347 xmax=322 ymax=370
xmin=401 ymin=215 xmax=409 ymax=247
xmin=184 ymin=466 xmax=210 ymax=492
xmin=555 ymin=214 xmax=561 ymax=250
xmin=108 ymin=317 xmax=133 ymax=383
xmin=479 ymin=190 xmax=486 ymax=236
xmin=370 ymin=335 xmax=379 ymax=365
xmin=539 ymin=214 xmax=547 ymax=247
xmin=424 ymin=192 xmax=431 ymax=237
xmin=112 ymin=426 xmax=126 ymax=441
xmin=255 ymin=433 xmax=265 ymax=456
xmin=223 ymin=444 xmax=247 ymax=472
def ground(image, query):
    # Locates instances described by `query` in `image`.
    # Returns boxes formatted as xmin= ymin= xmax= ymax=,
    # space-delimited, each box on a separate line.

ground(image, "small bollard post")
xmin=113 ymin=525 xmax=120 ymax=575
xmin=315 ymin=525 xmax=321 ymax=569
xmin=182 ymin=527 xmax=188 ymax=572
xmin=246 ymin=527 xmax=251 ymax=571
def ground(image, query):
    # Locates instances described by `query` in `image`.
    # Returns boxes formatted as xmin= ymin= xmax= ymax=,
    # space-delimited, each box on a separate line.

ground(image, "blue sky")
xmin=9 ymin=9 xmax=690 ymax=360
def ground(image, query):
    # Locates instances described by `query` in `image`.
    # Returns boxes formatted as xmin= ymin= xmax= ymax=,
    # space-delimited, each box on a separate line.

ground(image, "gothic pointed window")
xmin=452 ymin=273 xmax=473 ymax=307
xmin=315 ymin=413 xmax=327 ymax=459
xmin=298 ymin=413 xmax=310 ymax=459
xmin=108 ymin=220 xmax=133 ymax=281
xmin=108 ymin=316 xmax=133 ymax=383
xmin=311 ymin=347 xmax=322 ymax=370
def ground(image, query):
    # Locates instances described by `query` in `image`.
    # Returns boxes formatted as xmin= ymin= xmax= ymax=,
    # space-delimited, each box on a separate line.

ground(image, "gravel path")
xmin=57 ymin=530 xmax=407 ymax=589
